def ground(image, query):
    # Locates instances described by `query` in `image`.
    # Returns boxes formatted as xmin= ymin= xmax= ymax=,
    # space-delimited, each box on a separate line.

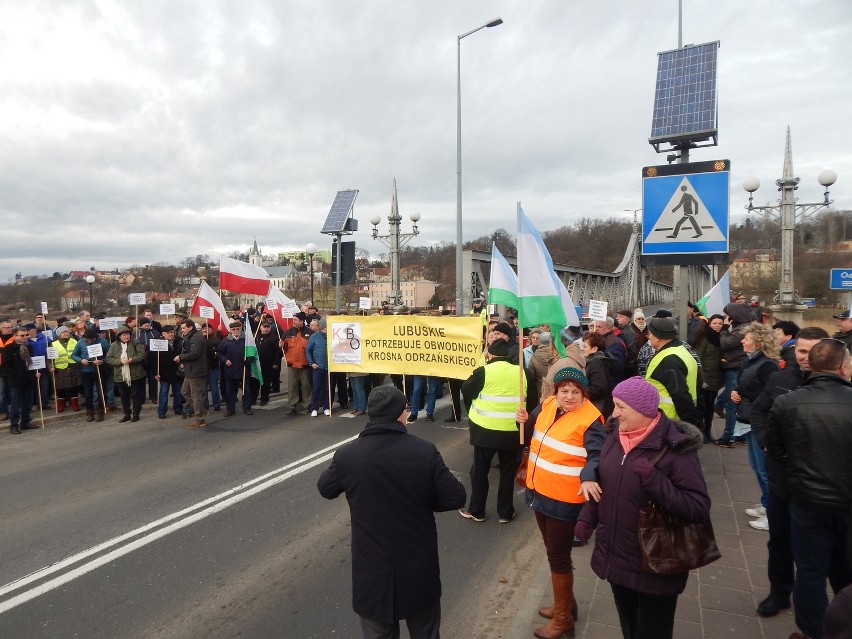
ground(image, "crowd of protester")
xmin=3 ymin=295 xmax=851 ymax=639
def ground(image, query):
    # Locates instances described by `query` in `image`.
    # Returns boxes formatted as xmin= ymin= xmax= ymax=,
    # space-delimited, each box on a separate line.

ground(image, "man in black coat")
xmin=317 ymin=386 xmax=466 ymax=639
xmin=254 ymin=320 xmax=282 ymax=406
xmin=765 ymin=339 xmax=852 ymax=639
xmin=1 ymin=327 xmax=39 ymax=433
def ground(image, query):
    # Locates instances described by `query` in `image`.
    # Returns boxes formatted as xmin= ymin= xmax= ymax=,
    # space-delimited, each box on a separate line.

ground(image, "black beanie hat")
xmin=492 ymin=322 xmax=513 ymax=338
xmin=367 ymin=386 xmax=408 ymax=422
xmin=488 ymin=339 xmax=510 ymax=358
xmin=648 ymin=317 xmax=678 ymax=340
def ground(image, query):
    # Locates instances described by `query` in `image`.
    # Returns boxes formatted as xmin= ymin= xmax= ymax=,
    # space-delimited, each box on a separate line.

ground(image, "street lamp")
xmin=85 ymin=274 xmax=96 ymax=314
xmin=371 ymin=179 xmax=421 ymax=308
xmin=456 ymin=16 xmax=503 ymax=316
xmin=305 ymin=243 xmax=317 ymax=305
xmin=743 ymin=127 xmax=837 ymax=321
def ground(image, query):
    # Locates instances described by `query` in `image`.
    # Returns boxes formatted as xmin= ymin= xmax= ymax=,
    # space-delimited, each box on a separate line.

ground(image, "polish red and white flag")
xmin=191 ymin=281 xmax=229 ymax=335
xmin=219 ymin=256 xmax=270 ymax=295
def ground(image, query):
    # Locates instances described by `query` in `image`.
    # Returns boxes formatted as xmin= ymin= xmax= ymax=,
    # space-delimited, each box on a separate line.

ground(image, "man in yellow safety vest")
xmin=644 ymin=317 xmax=702 ymax=427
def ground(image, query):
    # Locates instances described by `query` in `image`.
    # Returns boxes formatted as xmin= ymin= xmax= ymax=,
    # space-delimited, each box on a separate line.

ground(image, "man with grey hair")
xmin=591 ymin=317 xmax=627 ymax=386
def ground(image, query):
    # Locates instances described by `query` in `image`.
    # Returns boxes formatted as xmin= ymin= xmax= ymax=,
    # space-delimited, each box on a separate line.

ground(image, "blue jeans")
xmin=716 ymin=369 xmax=739 ymax=441
xmin=158 ymin=380 xmax=184 ymax=416
xmin=789 ymin=503 xmax=852 ymax=639
xmin=310 ymin=367 xmax=328 ymax=411
xmin=32 ymin=371 xmax=50 ymax=408
xmin=350 ymin=376 xmax=367 ymax=413
xmin=204 ymin=368 xmax=221 ymax=410
xmin=746 ymin=431 xmax=769 ymax=508
xmin=81 ymin=372 xmax=98 ymax=408
xmin=410 ymin=376 xmax=438 ymax=418
xmin=93 ymin=373 xmax=115 ymax=408
xmin=8 ymin=383 xmax=34 ymax=427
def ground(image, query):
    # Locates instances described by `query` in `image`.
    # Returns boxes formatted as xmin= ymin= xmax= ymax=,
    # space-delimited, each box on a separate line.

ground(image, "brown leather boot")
xmin=94 ymin=407 xmax=105 ymax=422
xmin=85 ymin=407 xmax=95 ymax=422
xmin=538 ymin=595 xmax=579 ymax=622
xmin=534 ymin=572 xmax=575 ymax=638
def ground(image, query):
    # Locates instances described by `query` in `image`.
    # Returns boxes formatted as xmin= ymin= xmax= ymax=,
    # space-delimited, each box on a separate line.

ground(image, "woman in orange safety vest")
xmin=516 ymin=366 xmax=607 ymax=639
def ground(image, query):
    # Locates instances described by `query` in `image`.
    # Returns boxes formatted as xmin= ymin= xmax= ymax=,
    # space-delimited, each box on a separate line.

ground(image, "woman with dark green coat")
xmin=693 ymin=314 xmax=725 ymax=442
xmin=106 ymin=325 xmax=148 ymax=422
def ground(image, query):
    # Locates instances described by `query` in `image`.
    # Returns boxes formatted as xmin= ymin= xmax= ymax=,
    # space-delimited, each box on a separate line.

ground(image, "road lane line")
xmin=0 ymin=434 xmax=357 ymax=612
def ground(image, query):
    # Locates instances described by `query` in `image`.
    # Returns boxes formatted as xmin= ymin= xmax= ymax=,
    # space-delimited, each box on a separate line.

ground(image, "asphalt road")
xmin=0 ymin=395 xmax=541 ymax=638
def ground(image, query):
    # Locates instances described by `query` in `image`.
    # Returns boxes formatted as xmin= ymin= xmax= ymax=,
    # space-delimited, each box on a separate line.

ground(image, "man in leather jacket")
xmin=765 ymin=339 xmax=852 ymax=639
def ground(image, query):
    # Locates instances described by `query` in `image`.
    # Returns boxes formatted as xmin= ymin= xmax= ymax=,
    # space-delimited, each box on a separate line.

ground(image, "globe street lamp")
xmin=456 ymin=17 xmax=503 ymax=316
xmin=306 ymin=243 xmax=317 ymax=305
xmin=743 ymin=127 xmax=837 ymax=322
xmin=85 ymin=274 xmax=96 ymax=314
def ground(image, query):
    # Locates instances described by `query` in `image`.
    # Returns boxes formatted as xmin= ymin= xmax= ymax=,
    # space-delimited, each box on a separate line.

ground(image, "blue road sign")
xmin=830 ymin=268 xmax=852 ymax=290
xmin=642 ymin=160 xmax=730 ymax=255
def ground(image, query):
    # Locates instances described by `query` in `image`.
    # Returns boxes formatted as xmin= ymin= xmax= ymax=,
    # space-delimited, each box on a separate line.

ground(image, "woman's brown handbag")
xmin=638 ymin=447 xmax=721 ymax=575
xmin=515 ymin=448 xmax=530 ymax=488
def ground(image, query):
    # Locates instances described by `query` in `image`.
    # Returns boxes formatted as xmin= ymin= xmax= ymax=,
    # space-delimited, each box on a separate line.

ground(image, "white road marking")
xmin=0 ymin=434 xmax=357 ymax=614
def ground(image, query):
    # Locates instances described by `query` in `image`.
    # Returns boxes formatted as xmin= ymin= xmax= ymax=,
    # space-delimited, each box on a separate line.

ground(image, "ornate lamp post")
xmin=371 ymin=179 xmax=420 ymax=308
xmin=743 ymin=127 xmax=837 ymax=323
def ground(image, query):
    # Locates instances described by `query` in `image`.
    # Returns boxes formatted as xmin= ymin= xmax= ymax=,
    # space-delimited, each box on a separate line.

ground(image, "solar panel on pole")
xmin=321 ymin=189 xmax=359 ymax=234
xmin=649 ymin=41 xmax=719 ymax=152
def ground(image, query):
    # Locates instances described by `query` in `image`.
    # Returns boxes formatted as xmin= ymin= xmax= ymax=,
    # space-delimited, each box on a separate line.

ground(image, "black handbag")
xmin=637 ymin=447 xmax=721 ymax=575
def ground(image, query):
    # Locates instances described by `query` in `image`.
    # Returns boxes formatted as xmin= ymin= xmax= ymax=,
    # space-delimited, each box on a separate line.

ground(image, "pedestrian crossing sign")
xmin=642 ymin=160 xmax=730 ymax=255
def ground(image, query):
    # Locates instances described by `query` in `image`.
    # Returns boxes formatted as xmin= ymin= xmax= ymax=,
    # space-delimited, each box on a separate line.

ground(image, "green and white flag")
xmin=696 ymin=270 xmax=730 ymax=318
xmin=488 ymin=243 xmax=518 ymax=309
xmin=516 ymin=203 xmax=567 ymax=331
xmin=244 ymin=312 xmax=263 ymax=384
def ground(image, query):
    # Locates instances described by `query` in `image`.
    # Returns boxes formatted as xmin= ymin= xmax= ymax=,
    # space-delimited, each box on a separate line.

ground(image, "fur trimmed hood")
xmin=603 ymin=414 xmax=704 ymax=454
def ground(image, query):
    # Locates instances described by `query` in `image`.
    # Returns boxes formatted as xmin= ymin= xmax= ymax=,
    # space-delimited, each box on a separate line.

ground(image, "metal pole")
xmin=674 ymin=146 xmax=689 ymax=341
xmin=309 ymin=259 xmax=314 ymax=304
xmin=335 ymin=236 xmax=342 ymax=313
xmin=455 ymin=35 xmax=463 ymax=316
xmin=390 ymin=209 xmax=400 ymax=306
xmin=455 ymin=18 xmax=503 ymax=317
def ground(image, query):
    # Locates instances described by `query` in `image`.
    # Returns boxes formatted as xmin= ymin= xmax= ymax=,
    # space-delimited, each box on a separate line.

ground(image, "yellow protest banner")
xmin=327 ymin=315 xmax=483 ymax=379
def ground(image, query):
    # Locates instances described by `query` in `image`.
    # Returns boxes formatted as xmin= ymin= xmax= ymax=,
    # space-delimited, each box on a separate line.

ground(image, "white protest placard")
xmin=40 ymin=301 xmax=48 ymax=314
xmin=148 ymin=339 xmax=169 ymax=352
xmin=265 ymin=298 xmax=279 ymax=311
xmin=358 ymin=297 xmax=371 ymax=310
xmin=42 ymin=329 xmax=55 ymax=342
xmin=128 ymin=293 xmax=146 ymax=305
xmin=28 ymin=356 xmax=46 ymax=370
xmin=588 ymin=300 xmax=609 ymax=322
xmin=199 ymin=305 xmax=215 ymax=319
xmin=159 ymin=303 xmax=176 ymax=316
xmin=87 ymin=343 xmax=104 ymax=358
xmin=99 ymin=318 xmax=119 ymax=330
xmin=282 ymin=299 xmax=299 ymax=317
xmin=488 ymin=304 xmax=496 ymax=315
xmin=46 ymin=347 xmax=59 ymax=360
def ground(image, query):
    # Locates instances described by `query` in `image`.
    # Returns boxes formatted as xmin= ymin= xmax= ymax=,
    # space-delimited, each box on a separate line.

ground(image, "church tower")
xmin=249 ymin=238 xmax=262 ymax=268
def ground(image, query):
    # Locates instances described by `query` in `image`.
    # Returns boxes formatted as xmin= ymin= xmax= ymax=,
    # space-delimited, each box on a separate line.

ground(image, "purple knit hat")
xmin=612 ymin=376 xmax=660 ymax=417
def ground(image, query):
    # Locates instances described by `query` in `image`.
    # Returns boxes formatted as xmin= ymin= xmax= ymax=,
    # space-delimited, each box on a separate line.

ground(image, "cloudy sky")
xmin=1 ymin=0 xmax=850 ymax=282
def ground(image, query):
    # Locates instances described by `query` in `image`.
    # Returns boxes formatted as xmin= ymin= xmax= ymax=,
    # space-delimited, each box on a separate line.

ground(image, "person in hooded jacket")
xmin=575 ymin=377 xmax=712 ymax=639
xmin=317 ymin=385 xmax=466 ymax=639
xmin=714 ymin=302 xmax=752 ymax=447
xmin=693 ymin=314 xmax=725 ymax=443
xmin=581 ymin=331 xmax=617 ymax=419
xmin=106 ymin=325 xmax=148 ymax=423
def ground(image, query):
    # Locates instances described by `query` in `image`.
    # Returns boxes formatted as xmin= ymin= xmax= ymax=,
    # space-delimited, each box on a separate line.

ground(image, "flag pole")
xmin=518 ymin=337 xmax=525 ymax=445
xmin=516 ymin=201 xmax=525 ymax=445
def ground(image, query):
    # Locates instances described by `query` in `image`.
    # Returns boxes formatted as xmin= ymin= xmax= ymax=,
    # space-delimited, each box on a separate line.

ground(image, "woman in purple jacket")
xmin=575 ymin=376 xmax=711 ymax=639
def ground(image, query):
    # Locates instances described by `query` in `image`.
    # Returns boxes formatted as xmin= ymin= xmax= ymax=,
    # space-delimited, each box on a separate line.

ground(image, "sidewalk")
xmin=509 ymin=439 xmax=800 ymax=638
